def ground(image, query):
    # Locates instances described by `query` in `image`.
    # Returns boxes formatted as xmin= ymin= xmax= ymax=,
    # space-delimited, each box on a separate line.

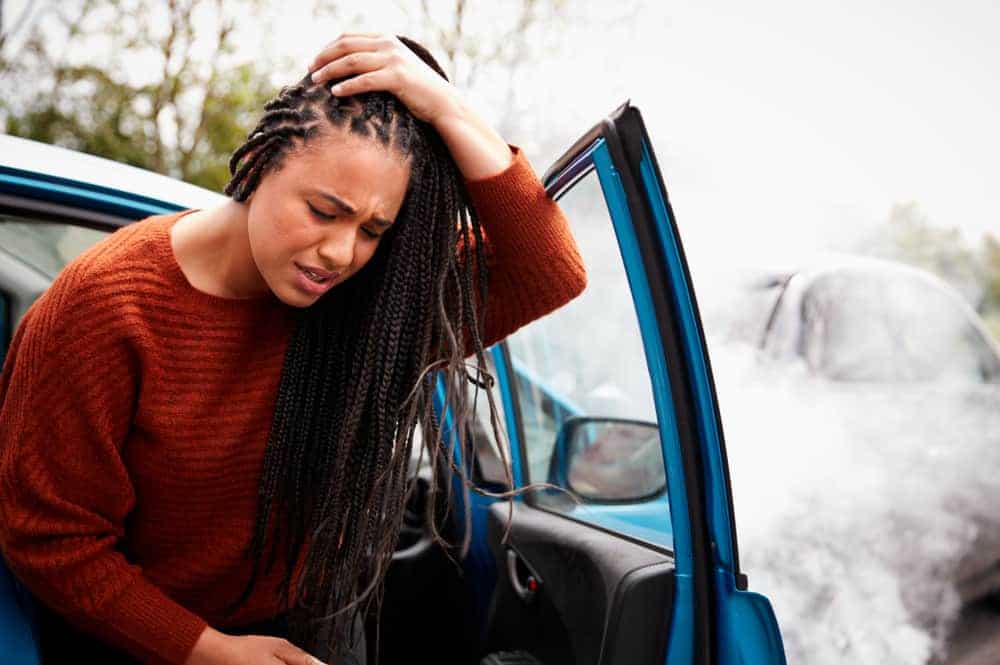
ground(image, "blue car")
xmin=0 ymin=102 xmax=786 ymax=665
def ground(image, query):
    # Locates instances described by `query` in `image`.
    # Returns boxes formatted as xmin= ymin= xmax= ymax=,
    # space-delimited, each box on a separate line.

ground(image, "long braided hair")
xmin=219 ymin=36 xmax=515 ymax=660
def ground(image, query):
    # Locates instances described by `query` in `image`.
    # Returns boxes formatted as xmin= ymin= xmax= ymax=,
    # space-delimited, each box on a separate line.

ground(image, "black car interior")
xmin=372 ymin=437 xmax=676 ymax=665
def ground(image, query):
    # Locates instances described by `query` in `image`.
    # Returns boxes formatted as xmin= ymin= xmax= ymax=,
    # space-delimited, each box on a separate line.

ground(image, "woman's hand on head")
xmin=306 ymin=32 xmax=463 ymax=126
xmin=307 ymin=31 xmax=513 ymax=181
xmin=184 ymin=626 xmax=326 ymax=665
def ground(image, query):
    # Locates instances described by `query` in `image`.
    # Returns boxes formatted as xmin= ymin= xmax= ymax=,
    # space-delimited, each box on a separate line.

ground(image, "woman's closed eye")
xmin=308 ymin=203 xmax=381 ymax=238
xmin=307 ymin=202 xmax=336 ymax=220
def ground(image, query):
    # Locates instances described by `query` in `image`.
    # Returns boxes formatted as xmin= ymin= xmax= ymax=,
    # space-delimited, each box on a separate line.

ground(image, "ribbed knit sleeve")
xmin=0 ymin=263 xmax=209 ymax=665
xmin=460 ymin=143 xmax=587 ymax=356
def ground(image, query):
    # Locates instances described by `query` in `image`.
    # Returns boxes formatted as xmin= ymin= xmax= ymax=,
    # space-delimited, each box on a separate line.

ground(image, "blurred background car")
xmin=753 ymin=254 xmax=1000 ymax=385
xmin=723 ymin=254 xmax=1000 ymax=601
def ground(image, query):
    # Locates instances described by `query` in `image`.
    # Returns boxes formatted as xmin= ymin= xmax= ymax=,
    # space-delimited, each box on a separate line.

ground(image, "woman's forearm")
xmin=432 ymin=98 xmax=514 ymax=182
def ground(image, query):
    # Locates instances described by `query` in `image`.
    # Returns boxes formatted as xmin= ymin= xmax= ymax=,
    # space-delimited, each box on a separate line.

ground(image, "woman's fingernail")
xmin=330 ymin=83 xmax=343 ymax=94
xmin=310 ymin=71 xmax=319 ymax=82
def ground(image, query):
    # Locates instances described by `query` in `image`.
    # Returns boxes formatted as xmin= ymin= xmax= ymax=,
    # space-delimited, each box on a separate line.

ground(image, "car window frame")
xmin=494 ymin=162 xmax=675 ymax=537
xmin=489 ymin=109 xmax=714 ymax=664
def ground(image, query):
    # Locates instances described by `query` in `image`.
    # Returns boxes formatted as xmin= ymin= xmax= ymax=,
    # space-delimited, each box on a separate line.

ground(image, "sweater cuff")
xmin=73 ymin=575 xmax=209 ymax=665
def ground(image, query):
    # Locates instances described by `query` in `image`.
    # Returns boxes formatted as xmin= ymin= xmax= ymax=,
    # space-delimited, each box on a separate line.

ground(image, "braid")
xmin=218 ymin=36 xmax=520 ymax=663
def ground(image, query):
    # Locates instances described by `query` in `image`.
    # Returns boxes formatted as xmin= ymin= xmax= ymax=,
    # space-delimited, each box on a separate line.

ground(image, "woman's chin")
xmin=277 ymin=288 xmax=319 ymax=308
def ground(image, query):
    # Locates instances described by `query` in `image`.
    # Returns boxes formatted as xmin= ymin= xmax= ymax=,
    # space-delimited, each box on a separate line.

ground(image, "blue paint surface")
xmin=636 ymin=137 xmax=786 ymax=664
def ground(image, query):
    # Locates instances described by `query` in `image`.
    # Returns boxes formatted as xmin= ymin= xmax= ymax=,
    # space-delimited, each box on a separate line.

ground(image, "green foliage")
xmin=873 ymin=202 xmax=1000 ymax=344
xmin=1 ymin=0 xmax=568 ymax=191
xmin=178 ymin=63 xmax=279 ymax=190
xmin=981 ymin=236 xmax=1000 ymax=342
xmin=982 ymin=236 xmax=1000 ymax=311
xmin=5 ymin=63 xmax=167 ymax=171
xmin=0 ymin=0 xmax=279 ymax=191
xmin=884 ymin=202 xmax=984 ymax=294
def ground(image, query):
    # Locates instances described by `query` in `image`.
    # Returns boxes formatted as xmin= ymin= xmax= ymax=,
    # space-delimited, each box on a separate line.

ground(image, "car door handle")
xmin=506 ymin=547 xmax=541 ymax=604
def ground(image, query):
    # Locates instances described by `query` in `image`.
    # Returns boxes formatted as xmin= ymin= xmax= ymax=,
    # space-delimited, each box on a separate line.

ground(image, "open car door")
xmin=461 ymin=101 xmax=787 ymax=665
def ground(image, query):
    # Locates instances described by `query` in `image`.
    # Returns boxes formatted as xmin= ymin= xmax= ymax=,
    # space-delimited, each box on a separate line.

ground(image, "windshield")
xmin=799 ymin=268 xmax=1000 ymax=383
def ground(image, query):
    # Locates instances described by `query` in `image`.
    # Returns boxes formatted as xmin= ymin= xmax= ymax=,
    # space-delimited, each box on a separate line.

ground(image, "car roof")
xmin=0 ymin=134 xmax=225 ymax=211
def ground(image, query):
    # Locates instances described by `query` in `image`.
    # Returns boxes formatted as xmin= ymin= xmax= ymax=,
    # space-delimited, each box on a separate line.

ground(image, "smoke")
xmin=708 ymin=325 xmax=1000 ymax=664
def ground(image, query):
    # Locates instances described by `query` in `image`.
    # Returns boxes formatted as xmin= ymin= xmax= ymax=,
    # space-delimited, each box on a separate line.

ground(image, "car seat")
xmin=0 ymin=552 xmax=41 ymax=664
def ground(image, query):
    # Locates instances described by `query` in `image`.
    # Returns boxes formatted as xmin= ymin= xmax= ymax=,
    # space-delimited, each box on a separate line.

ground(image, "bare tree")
xmin=308 ymin=0 xmax=572 ymax=137
xmin=0 ymin=0 xmax=51 ymax=76
xmin=1 ymin=0 xmax=280 ymax=190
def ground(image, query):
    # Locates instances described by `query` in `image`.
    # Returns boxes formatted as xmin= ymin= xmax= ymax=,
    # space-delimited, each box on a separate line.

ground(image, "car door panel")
xmin=484 ymin=501 xmax=673 ymax=665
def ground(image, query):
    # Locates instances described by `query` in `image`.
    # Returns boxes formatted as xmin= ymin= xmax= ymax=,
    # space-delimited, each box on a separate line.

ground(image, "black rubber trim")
xmin=0 ymin=165 xmax=184 ymax=222
xmin=542 ymin=118 xmax=609 ymax=191
xmin=613 ymin=107 xmax=747 ymax=592
xmin=600 ymin=102 xmax=713 ymax=664
xmin=0 ymin=193 xmax=131 ymax=232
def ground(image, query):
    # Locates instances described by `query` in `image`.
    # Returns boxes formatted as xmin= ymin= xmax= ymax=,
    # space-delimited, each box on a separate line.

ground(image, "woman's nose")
xmin=316 ymin=226 xmax=356 ymax=270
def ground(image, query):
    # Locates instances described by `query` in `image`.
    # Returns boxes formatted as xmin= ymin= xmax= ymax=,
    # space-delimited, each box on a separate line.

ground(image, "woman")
xmin=0 ymin=34 xmax=586 ymax=665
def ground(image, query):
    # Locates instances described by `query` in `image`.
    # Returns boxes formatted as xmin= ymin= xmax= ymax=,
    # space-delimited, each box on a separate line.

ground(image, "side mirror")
xmin=549 ymin=416 xmax=665 ymax=503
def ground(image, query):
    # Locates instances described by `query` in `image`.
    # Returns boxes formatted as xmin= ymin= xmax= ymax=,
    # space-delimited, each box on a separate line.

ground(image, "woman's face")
xmin=245 ymin=126 xmax=412 ymax=307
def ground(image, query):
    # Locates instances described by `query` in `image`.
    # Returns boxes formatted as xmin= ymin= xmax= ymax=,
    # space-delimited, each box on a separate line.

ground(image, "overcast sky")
xmin=494 ymin=0 xmax=1000 ymax=272
xmin=6 ymin=0 xmax=998 ymax=272
xmin=205 ymin=0 xmax=1000 ymax=272
xmin=269 ymin=0 xmax=1000 ymax=274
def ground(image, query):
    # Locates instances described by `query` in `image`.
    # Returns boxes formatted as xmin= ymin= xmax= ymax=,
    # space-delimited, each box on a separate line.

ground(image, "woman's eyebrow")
xmin=318 ymin=191 xmax=393 ymax=228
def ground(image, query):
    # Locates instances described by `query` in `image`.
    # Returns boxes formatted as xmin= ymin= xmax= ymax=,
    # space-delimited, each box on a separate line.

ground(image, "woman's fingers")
xmin=273 ymin=639 xmax=325 ymax=665
xmin=308 ymin=34 xmax=390 ymax=73
xmin=302 ymin=32 xmax=457 ymax=124
xmin=328 ymin=68 xmax=395 ymax=97
xmin=310 ymin=50 xmax=389 ymax=86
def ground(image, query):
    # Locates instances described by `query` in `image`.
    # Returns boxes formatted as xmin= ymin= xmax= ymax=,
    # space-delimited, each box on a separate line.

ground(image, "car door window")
xmin=504 ymin=169 xmax=671 ymax=547
xmin=0 ymin=215 xmax=109 ymax=280
xmin=0 ymin=215 xmax=110 ymax=363
xmin=0 ymin=292 xmax=7 ymax=365
xmin=468 ymin=350 xmax=512 ymax=487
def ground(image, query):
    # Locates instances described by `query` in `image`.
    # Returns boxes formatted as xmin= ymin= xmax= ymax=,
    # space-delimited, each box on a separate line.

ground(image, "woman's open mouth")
xmin=294 ymin=262 xmax=340 ymax=295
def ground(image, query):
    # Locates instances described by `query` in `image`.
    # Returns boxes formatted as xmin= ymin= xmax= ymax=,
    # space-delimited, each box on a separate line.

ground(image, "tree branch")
xmin=179 ymin=0 xmax=233 ymax=177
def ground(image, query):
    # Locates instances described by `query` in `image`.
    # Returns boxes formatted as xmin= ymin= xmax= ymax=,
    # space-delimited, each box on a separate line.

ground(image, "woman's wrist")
xmin=183 ymin=625 xmax=228 ymax=665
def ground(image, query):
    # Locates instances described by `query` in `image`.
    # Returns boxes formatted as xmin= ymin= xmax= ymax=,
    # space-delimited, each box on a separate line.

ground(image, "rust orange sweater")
xmin=0 ymin=144 xmax=586 ymax=664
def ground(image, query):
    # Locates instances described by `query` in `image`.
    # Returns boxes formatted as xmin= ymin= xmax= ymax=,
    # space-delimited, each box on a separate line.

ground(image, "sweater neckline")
xmin=154 ymin=209 xmax=285 ymax=313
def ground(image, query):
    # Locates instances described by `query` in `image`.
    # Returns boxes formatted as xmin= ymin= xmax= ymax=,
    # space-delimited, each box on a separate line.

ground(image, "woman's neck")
xmin=170 ymin=199 xmax=272 ymax=300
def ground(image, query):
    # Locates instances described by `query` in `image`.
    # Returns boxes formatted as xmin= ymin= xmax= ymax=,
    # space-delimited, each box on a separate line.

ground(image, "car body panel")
xmin=0 ymin=134 xmax=223 ymax=222
xmin=634 ymin=131 xmax=786 ymax=665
